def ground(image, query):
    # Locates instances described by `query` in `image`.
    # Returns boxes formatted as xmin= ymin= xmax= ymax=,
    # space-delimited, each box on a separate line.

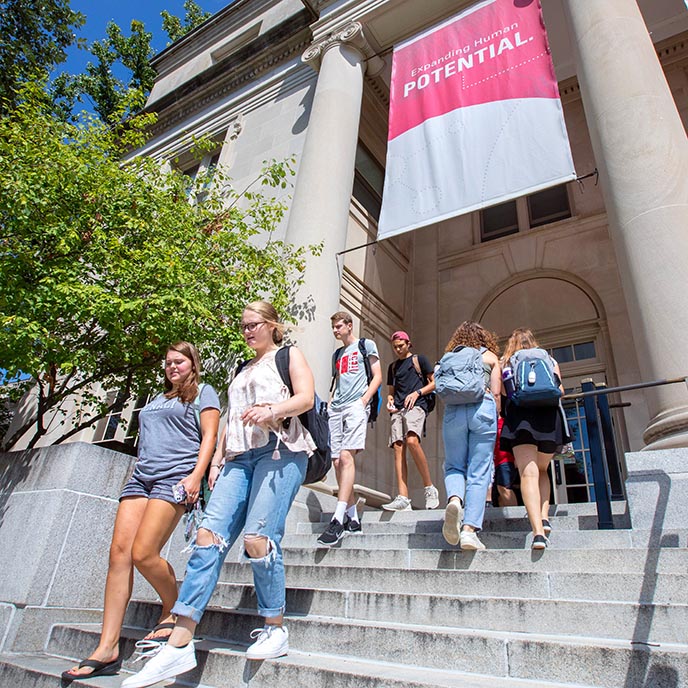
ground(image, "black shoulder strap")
xmin=275 ymin=346 xmax=293 ymax=394
xmin=235 ymin=359 xmax=251 ymax=377
xmin=358 ymin=338 xmax=372 ymax=383
xmin=330 ymin=346 xmax=345 ymax=393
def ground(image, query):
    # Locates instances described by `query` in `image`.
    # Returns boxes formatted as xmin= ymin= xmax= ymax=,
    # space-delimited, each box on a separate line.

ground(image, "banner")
xmin=377 ymin=0 xmax=576 ymax=240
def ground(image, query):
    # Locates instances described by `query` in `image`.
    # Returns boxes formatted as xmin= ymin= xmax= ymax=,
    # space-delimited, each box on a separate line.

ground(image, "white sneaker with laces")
xmin=460 ymin=529 xmax=486 ymax=551
xmin=382 ymin=495 xmax=412 ymax=511
xmin=121 ymin=641 xmax=196 ymax=688
xmin=442 ymin=499 xmax=463 ymax=545
xmin=424 ymin=485 xmax=440 ymax=510
xmin=246 ymin=625 xmax=289 ymax=660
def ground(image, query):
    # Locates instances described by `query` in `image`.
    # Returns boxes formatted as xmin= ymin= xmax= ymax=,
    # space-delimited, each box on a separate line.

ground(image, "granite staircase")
xmin=2 ymin=496 xmax=688 ymax=688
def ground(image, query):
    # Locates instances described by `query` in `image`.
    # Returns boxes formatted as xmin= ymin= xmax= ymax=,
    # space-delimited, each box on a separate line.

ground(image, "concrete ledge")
xmin=306 ymin=481 xmax=392 ymax=508
xmin=625 ymin=448 xmax=688 ymax=540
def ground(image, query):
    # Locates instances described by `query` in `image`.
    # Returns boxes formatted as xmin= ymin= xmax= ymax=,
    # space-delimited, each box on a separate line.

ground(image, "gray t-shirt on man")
xmin=134 ymin=383 xmax=220 ymax=481
xmin=330 ymin=339 xmax=379 ymax=411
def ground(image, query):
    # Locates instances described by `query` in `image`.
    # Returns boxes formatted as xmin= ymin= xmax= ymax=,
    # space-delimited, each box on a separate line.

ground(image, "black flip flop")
xmin=143 ymin=621 xmax=176 ymax=641
xmin=61 ymin=658 xmax=121 ymax=680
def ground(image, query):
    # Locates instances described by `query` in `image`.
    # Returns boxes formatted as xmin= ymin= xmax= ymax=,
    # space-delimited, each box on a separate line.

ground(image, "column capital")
xmin=302 ymin=21 xmax=384 ymax=75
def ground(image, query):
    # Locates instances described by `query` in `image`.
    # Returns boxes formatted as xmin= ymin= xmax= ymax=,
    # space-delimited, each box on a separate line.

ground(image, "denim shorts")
xmin=120 ymin=472 xmax=188 ymax=504
xmin=494 ymin=461 xmax=519 ymax=489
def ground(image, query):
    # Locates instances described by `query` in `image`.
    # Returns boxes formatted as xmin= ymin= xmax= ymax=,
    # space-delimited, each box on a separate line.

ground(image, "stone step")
xmin=45 ymin=616 xmax=688 ymax=688
xmin=117 ymin=584 xmax=688 ymax=644
xmin=281 ymin=529 xmax=636 ymax=550
xmin=312 ymin=505 xmax=631 ymax=531
xmin=296 ymin=514 xmax=616 ymax=534
xmin=275 ymin=544 xmax=688 ymax=573
xmin=0 ymin=645 xmax=597 ymax=688
xmin=217 ymin=561 xmax=688 ymax=604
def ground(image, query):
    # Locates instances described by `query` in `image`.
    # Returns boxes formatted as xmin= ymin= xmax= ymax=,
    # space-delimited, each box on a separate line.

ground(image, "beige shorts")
xmin=389 ymin=405 xmax=426 ymax=446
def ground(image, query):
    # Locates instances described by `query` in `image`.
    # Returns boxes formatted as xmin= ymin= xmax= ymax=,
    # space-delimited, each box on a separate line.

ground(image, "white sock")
xmin=346 ymin=504 xmax=359 ymax=522
xmin=333 ymin=501 xmax=347 ymax=523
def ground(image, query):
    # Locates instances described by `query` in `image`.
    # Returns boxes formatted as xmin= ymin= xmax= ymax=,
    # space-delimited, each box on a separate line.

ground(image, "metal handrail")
xmin=563 ymin=375 xmax=688 ymax=400
xmin=561 ymin=374 xmax=687 ymax=530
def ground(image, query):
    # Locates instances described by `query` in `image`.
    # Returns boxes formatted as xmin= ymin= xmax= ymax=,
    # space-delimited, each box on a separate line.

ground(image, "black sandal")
xmin=61 ymin=657 xmax=121 ymax=680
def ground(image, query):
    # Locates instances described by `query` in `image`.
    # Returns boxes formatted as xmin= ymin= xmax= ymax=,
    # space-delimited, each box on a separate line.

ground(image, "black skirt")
xmin=500 ymin=398 xmax=571 ymax=454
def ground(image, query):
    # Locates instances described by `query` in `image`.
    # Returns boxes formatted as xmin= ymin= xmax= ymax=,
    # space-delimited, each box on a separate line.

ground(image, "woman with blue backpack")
xmin=436 ymin=321 xmax=501 ymax=551
xmin=500 ymin=328 xmax=570 ymax=550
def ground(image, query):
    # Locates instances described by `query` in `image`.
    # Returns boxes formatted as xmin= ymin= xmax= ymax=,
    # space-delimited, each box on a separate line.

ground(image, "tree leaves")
xmin=0 ymin=83 xmax=310 ymax=450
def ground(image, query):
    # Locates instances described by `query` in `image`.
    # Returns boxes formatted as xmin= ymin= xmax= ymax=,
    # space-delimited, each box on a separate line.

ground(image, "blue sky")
xmin=62 ymin=0 xmax=229 ymax=75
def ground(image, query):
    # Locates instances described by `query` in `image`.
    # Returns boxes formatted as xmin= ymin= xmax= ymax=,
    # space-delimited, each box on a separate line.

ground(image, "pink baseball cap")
xmin=391 ymin=330 xmax=410 ymax=342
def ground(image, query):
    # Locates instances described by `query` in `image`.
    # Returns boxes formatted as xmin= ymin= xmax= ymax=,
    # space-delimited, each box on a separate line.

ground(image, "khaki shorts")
xmin=389 ymin=405 xmax=426 ymax=446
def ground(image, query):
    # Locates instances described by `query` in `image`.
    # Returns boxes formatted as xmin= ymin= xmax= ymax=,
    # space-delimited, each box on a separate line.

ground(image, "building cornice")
xmin=145 ymin=14 xmax=312 ymax=139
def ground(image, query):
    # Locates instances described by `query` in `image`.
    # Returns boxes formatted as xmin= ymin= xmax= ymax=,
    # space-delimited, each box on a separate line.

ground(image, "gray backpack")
xmin=434 ymin=346 xmax=486 ymax=405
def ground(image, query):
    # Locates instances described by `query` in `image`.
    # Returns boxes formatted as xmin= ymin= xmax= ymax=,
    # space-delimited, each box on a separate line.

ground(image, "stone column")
xmin=285 ymin=22 xmax=381 ymax=393
xmin=563 ymin=0 xmax=688 ymax=449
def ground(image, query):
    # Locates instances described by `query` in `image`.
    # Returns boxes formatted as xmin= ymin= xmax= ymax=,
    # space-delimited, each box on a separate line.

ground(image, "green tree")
xmin=53 ymin=19 xmax=156 ymax=124
xmin=0 ymin=82 xmax=315 ymax=451
xmin=162 ymin=0 xmax=212 ymax=45
xmin=0 ymin=0 xmax=85 ymax=114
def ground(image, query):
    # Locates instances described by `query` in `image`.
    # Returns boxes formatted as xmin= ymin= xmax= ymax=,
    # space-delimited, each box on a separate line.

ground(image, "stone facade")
xmin=5 ymin=1 xmax=688 ymax=509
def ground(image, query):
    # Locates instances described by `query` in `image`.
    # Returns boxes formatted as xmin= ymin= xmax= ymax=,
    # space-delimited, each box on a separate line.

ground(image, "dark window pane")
xmin=353 ymin=174 xmax=382 ymax=220
xmin=528 ymin=184 xmax=571 ymax=227
xmin=551 ymin=345 xmax=574 ymax=363
xmin=355 ymin=145 xmax=384 ymax=196
xmin=480 ymin=200 xmax=519 ymax=241
xmin=354 ymin=144 xmax=384 ymax=221
xmin=573 ymin=341 xmax=596 ymax=360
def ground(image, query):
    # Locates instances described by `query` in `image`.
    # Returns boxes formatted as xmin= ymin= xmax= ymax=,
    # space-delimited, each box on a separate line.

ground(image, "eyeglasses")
xmin=241 ymin=321 xmax=266 ymax=333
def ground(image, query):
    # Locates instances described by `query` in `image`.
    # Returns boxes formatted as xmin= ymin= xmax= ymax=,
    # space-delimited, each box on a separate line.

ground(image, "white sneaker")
xmin=382 ymin=495 xmax=412 ymax=511
xmin=460 ymin=529 xmax=486 ymax=551
xmin=424 ymin=485 xmax=440 ymax=510
xmin=246 ymin=625 xmax=289 ymax=660
xmin=121 ymin=641 xmax=196 ymax=688
xmin=442 ymin=500 xmax=463 ymax=545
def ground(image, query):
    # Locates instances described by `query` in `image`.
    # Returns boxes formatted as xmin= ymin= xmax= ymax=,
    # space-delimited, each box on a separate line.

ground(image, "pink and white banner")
xmin=377 ymin=0 xmax=576 ymax=240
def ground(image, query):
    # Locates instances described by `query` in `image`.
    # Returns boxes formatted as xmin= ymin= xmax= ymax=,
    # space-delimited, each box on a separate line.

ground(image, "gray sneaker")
xmin=382 ymin=495 xmax=412 ymax=511
xmin=424 ymin=485 xmax=440 ymax=509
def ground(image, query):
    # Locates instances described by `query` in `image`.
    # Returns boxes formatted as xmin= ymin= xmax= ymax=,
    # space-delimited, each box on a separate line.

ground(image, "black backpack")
xmin=235 ymin=348 xmax=331 ymax=484
xmin=331 ymin=338 xmax=380 ymax=426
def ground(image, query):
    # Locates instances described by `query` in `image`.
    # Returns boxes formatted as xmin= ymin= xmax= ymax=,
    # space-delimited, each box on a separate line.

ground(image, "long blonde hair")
xmin=502 ymin=328 xmax=539 ymax=364
xmin=244 ymin=300 xmax=285 ymax=344
xmin=163 ymin=341 xmax=202 ymax=403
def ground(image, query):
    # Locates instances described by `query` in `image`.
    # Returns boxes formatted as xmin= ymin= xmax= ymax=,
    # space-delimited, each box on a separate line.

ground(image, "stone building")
xmin=7 ymin=0 xmax=688 ymax=508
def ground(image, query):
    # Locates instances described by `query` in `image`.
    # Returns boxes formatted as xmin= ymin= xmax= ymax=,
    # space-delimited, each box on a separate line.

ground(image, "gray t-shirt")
xmin=331 ymin=339 xmax=379 ymax=411
xmin=134 ymin=383 xmax=220 ymax=481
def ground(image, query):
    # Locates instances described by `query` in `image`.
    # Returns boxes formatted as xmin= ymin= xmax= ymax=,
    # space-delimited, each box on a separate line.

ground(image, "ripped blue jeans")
xmin=172 ymin=434 xmax=307 ymax=621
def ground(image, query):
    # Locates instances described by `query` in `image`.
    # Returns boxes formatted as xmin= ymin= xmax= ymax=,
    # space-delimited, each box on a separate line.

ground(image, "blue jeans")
xmin=172 ymin=435 xmax=307 ymax=621
xmin=442 ymin=394 xmax=497 ymax=531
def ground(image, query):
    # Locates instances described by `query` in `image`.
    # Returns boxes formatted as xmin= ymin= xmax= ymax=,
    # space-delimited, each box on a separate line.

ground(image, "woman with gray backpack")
xmin=500 ymin=328 xmax=570 ymax=550
xmin=434 ymin=321 xmax=501 ymax=550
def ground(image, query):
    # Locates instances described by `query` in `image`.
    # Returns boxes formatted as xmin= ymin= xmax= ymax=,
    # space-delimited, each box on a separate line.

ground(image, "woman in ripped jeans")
xmin=124 ymin=301 xmax=316 ymax=688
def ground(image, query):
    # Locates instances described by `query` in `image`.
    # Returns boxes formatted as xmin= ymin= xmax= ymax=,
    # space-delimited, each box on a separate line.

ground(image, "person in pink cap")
xmin=382 ymin=330 xmax=439 ymax=511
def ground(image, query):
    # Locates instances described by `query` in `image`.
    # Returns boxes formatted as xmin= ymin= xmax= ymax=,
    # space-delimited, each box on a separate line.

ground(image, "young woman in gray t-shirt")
xmin=62 ymin=341 xmax=220 ymax=681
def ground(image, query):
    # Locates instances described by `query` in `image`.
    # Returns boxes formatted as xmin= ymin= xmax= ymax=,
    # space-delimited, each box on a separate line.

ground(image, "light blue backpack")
xmin=434 ymin=346 xmax=486 ymax=405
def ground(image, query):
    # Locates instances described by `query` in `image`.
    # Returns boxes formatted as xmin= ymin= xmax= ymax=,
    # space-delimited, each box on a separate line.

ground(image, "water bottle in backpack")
xmin=509 ymin=348 xmax=562 ymax=407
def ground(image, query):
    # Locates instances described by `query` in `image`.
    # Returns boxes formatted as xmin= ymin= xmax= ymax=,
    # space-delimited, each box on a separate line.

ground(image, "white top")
xmin=224 ymin=350 xmax=315 ymax=459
